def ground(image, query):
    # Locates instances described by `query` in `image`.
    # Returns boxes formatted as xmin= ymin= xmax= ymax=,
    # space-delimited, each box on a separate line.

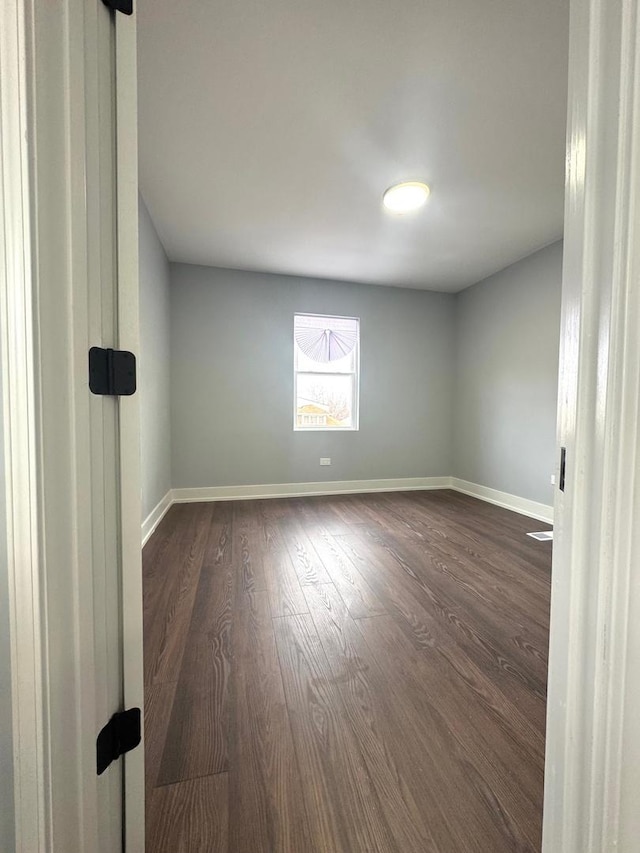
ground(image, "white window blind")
xmin=293 ymin=313 xmax=360 ymax=431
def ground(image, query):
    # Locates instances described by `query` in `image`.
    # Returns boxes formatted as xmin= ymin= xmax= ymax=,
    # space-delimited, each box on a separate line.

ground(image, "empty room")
xmin=137 ymin=0 xmax=566 ymax=850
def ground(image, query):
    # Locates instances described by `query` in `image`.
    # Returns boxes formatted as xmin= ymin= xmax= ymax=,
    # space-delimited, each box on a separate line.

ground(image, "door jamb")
xmin=543 ymin=0 xmax=640 ymax=849
xmin=115 ymin=10 xmax=145 ymax=849
xmin=1 ymin=0 xmax=143 ymax=850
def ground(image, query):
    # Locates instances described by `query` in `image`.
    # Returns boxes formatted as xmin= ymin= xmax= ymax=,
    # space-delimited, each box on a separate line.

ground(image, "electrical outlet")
xmin=320 ymin=457 xmax=331 ymax=466
xmin=550 ymin=474 xmax=556 ymax=486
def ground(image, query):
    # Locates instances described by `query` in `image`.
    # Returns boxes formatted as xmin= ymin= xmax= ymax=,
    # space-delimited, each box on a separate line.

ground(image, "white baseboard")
xmin=141 ymin=490 xmax=173 ymax=546
xmin=141 ymin=477 xmax=553 ymax=544
xmin=449 ymin=477 xmax=554 ymax=524
xmin=171 ymin=476 xmax=451 ymax=504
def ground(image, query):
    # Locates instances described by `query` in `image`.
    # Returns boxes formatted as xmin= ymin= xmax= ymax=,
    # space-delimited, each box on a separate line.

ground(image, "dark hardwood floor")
xmin=143 ymin=490 xmax=552 ymax=852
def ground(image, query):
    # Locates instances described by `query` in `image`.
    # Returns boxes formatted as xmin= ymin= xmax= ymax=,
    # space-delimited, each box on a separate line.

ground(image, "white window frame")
xmin=293 ymin=313 xmax=360 ymax=432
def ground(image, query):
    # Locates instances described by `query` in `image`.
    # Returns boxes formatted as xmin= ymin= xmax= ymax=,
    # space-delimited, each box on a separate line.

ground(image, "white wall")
xmin=139 ymin=195 xmax=172 ymax=518
xmin=0 ymin=347 xmax=15 ymax=850
xmin=453 ymin=241 xmax=563 ymax=505
xmin=170 ymin=264 xmax=456 ymax=488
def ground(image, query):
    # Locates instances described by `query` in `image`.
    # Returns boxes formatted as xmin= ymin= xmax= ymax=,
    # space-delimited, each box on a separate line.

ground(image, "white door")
xmin=89 ymin=4 xmax=125 ymax=848
xmin=86 ymin=0 xmax=144 ymax=849
xmin=89 ymin=2 xmax=145 ymax=851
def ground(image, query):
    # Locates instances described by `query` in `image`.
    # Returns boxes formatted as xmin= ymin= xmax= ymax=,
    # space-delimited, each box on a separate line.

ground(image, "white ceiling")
xmin=137 ymin=0 xmax=569 ymax=292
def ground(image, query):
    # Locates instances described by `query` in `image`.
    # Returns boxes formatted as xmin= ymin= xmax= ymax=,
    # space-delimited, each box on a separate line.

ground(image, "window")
xmin=294 ymin=313 xmax=360 ymax=430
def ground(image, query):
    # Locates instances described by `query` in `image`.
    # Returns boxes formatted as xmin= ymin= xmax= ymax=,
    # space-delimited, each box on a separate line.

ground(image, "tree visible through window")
xmin=294 ymin=313 xmax=360 ymax=430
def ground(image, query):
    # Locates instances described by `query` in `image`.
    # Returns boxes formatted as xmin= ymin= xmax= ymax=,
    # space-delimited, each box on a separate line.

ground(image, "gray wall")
xmin=170 ymin=265 xmax=456 ymax=488
xmin=453 ymin=241 xmax=563 ymax=505
xmin=0 ymin=349 xmax=15 ymax=850
xmin=139 ymin=195 xmax=172 ymax=518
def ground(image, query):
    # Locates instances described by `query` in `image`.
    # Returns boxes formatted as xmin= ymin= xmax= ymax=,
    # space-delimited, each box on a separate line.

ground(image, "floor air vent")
xmin=527 ymin=531 xmax=554 ymax=541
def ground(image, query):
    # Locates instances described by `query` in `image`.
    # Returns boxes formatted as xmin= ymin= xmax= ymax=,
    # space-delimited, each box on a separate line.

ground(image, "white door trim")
xmin=1 ymin=0 xmax=143 ymax=850
xmin=543 ymin=0 xmax=640 ymax=849
xmin=115 ymin=10 xmax=145 ymax=849
xmin=1 ymin=0 xmax=102 ymax=847
xmin=0 ymin=1 xmax=47 ymax=848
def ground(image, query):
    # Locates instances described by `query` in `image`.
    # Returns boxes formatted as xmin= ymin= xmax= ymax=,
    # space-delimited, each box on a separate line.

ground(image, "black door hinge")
xmin=89 ymin=347 xmax=137 ymax=396
xmin=97 ymin=707 xmax=141 ymax=775
xmin=102 ymin=0 xmax=133 ymax=15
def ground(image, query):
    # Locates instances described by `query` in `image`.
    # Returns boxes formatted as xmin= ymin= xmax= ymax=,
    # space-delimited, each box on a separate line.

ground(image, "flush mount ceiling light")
xmin=383 ymin=181 xmax=430 ymax=214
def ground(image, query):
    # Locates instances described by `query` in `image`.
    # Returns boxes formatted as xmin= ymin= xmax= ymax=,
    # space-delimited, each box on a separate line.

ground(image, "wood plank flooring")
xmin=144 ymin=490 xmax=551 ymax=852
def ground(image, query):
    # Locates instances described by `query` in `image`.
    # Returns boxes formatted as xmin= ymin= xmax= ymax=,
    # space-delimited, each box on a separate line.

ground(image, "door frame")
xmin=0 ymin=1 xmax=46 ymax=848
xmin=2 ymin=0 xmax=640 ymax=850
xmin=543 ymin=0 xmax=640 ymax=849
xmin=0 ymin=0 xmax=143 ymax=850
